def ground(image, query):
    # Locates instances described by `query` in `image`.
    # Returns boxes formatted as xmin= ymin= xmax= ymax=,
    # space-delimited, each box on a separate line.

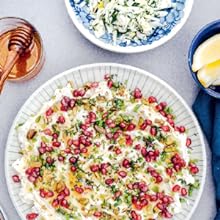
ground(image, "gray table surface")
xmin=0 ymin=0 xmax=217 ymax=219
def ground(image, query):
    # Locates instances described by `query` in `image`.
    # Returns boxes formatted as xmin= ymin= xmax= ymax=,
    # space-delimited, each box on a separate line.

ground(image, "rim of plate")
xmin=64 ymin=0 xmax=194 ymax=53
xmin=5 ymin=63 xmax=206 ymax=220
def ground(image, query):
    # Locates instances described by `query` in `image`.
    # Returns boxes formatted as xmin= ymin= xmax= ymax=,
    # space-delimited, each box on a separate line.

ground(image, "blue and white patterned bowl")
xmin=65 ymin=0 xmax=193 ymax=53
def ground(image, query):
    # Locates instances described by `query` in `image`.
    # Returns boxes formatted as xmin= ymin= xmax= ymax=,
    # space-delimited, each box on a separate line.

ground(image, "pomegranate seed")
xmin=135 ymin=144 xmax=141 ymax=150
xmin=39 ymin=189 xmax=47 ymax=198
xmin=52 ymin=199 xmax=59 ymax=207
xmin=100 ymin=168 xmax=107 ymax=175
xmin=139 ymin=182 xmax=148 ymax=192
xmin=155 ymin=104 xmax=163 ymax=111
xmin=46 ymin=146 xmax=53 ymax=152
xmin=105 ymin=178 xmax=114 ymax=185
xmin=133 ymin=88 xmax=142 ymax=99
xmin=60 ymin=199 xmax=69 ymax=208
xmin=181 ymin=187 xmax=187 ymax=196
xmin=118 ymin=171 xmax=127 ymax=178
xmin=150 ymin=127 xmax=157 ymax=136
xmin=43 ymin=128 xmax=52 ymax=136
xmin=148 ymin=96 xmax=157 ymax=103
xmin=88 ymin=112 xmax=96 ymax=123
xmin=114 ymin=191 xmax=122 ymax=199
xmin=26 ymin=213 xmax=38 ymax=220
xmin=90 ymin=164 xmax=99 ymax=172
xmin=133 ymin=201 xmax=143 ymax=210
xmin=83 ymin=130 xmax=93 ymax=137
xmin=79 ymin=89 xmax=86 ymax=97
xmin=140 ymin=122 xmax=147 ymax=130
xmin=75 ymin=186 xmax=84 ymax=194
xmin=141 ymin=147 xmax=147 ymax=157
xmin=46 ymin=156 xmax=54 ymax=165
xmin=166 ymin=168 xmax=173 ymax=177
xmin=155 ymin=176 xmax=163 ymax=183
xmin=72 ymin=139 xmax=80 ymax=147
xmin=160 ymin=111 xmax=167 ymax=119
xmin=156 ymin=202 xmax=164 ymax=210
xmin=115 ymin=147 xmax=122 ymax=155
xmin=127 ymin=183 xmax=133 ymax=189
xmin=172 ymin=184 xmax=180 ymax=192
xmin=46 ymin=108 xmax=53 ymax=116
xmin=69 ymin=156 xmax=78 ymax=164
xmin=167 ymin=118 xmax=175 ymax=127
xmin=73 ymin=89 xmax=79 ymax=97
xmin=179 ymin=126 xmax=186 ymax=133
xmin=104 ymin=74 xmax=110 ymax=80
xmin=157 ymin=192 xmax=164 ymax=199
xmin=71 ymin=166 xmax=77 ymax=172
xmin=106 ymin=132 xmax=113 ymax=139
xmin=63 ymin=187 xmax=70 ymax=196
xmin=60 ymin=105 xmax=68 ymax=111
xmin=126 ymin=123 xmax=136 ymax=131
xmin=52 ymin=141 xmax=61 ymax=147
xmin=25 ymin=167 xmax=33 ymax=175
xmin=64 ymin=148 xmax=71 ymax=154
xmin=69 ymin=98 xmax=75 ymax=108
xmin=81 ymin=147 xmax=88 ymax=153
xmin=28 ymin=176 xmax=36 ymax=183
xmin=94 ymin=211 xmax=102 ymax=217
xmin=161 ymin=125 xmax=170 ymax=132
xmin=52 ymin=133 xmax=59 ymax=140
xmin=131 ymin=210 xmax=142 ymax=220
xmin=57 ymin=193 xmax=65 ymax=201
xmin=122 ymin=159 xmax=130 ymax=168
xmin=140 ymin=198 xmax=148 ymax=207
xmin=57 ymin=115 xmax=65 ymax=124
xmin=164 ymin=210 xmax=173 ymax=218
xmin=160 ymin=102 xmax=167 ymax=109
xmin=47 ymin=191 xmax=54 ymax=197
xmin=107 ymin=80 xmax=113 ymax=88
xmin=113 ymin=132 xmax=120 ymax=140
xmin=119 ymin=122 xmax=127 ymax=129
xmin=190 ymin=166 xmax=199 ymax=174
xmin=186 ymin=138 xmax=192 ymax=147
xmin=85 ymin=139 xmax=92 ymax=147
xmin=105 ymin=119 xmax=113 ymax=125
xmin=73 ymin=148 xmax=81 ymax=155
xmin=38 ymin=147 xmax=46 ymax=154
xmin=150 ymin=195 xmax=158 ymax=202
xmin=125 ymin=135 xmax=133 ymax=146
xmin=12 ymin=175 xmax=20 ymax=183
xmin=132 ymin=183 xmax=139 ymax=190
xmin=151 ymin=171 xmax=158 ymax=178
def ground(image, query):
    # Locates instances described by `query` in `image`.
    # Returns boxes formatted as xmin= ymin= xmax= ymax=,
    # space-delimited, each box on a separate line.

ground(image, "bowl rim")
xmin=188 ymin=19 xmax=220 ymax=98
xmin=65 ymin=0 xmax=194 ymax=53
xmin=5 ymin=63 xmax=206 ymax=220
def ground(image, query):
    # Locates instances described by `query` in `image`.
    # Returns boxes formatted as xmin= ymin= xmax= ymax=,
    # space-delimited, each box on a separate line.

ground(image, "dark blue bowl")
xmin=188 ymin=20 xmax=220 ymax=99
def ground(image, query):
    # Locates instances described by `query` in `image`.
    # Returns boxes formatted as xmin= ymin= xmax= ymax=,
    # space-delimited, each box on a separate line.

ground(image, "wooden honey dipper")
xmin=0 ymin=24 xmax=33 ymax=93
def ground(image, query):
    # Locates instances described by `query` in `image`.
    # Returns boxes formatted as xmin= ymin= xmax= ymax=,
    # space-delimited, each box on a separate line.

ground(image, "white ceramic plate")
xmin=64 ymin=0 xmax=194 ymax=53
xmin=5 ymin=63 xmax=206 ymax=219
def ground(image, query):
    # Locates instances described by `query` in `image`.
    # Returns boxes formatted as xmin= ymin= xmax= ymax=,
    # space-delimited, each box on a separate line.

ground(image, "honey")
xmin=0 ymin=17 xmax=44 ymax=82
xmin=0 ymin=30 xmax=43 ymax=81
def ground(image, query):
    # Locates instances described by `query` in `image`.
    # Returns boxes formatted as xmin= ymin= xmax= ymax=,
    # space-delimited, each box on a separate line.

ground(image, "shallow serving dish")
xmin=65 ymin=0 xmax=193 ymax=53
xmin=5 ymin=63 xmax=206 ymax=219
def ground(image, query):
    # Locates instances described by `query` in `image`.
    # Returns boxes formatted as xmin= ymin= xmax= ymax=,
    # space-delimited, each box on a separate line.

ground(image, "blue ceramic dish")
xmin=65 ymin=0 xmax=193 ymax=53
xmin=188 ymin=20 xmax=220 ymax=99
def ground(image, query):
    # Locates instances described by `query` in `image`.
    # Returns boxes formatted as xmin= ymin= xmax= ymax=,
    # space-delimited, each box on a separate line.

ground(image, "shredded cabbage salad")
xmin=88 ymin=0 xmax=175 ymax=44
